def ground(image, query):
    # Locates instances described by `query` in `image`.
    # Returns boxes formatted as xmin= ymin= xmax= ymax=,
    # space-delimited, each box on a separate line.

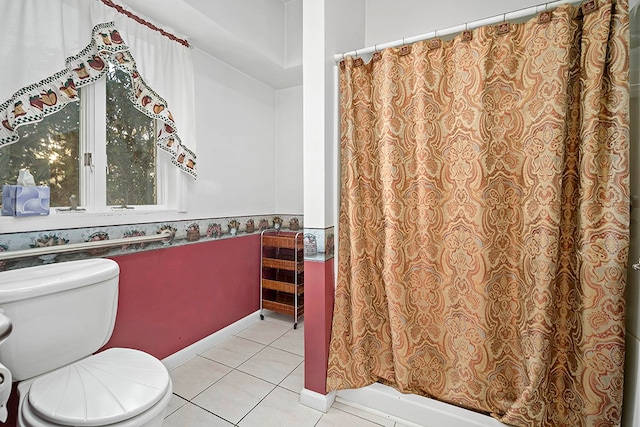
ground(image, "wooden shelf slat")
xmin=262 ymin=299 xmax=304 ymax=316
xmin=262 ymin=278 xmax=304 ymax=294
xmin=262 ymin=257 xmax=304 ymax=271
xmin=262 ymin=234 xmax=303 ymax=250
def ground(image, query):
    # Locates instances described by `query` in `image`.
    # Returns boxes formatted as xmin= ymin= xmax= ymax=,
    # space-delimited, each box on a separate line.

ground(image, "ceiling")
xmin=118 ymin=0 xmax=302 ymax=89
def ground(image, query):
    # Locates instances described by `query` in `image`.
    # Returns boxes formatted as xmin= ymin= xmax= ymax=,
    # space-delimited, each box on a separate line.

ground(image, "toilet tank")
xmin=0 ymin=259 xmax=119 ymax=381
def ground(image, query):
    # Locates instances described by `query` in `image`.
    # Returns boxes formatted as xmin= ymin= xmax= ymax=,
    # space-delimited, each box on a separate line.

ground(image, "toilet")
xmin=0 ymin=259 xmax=173 ymax=427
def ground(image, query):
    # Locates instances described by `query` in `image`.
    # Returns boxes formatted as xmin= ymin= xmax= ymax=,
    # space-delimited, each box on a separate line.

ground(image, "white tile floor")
xmin=165 ymin=312 xmax=415 ymax=427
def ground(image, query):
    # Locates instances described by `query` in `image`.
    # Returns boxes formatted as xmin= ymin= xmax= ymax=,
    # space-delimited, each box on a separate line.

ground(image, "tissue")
xmin=17 ymin=169 xmax=36 ymax=187
xmin=2 ymin=169 xmax=50 ymax=216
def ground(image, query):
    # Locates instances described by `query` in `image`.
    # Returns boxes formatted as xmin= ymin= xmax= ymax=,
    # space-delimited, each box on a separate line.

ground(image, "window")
xmin=0 ymin=20 xmax=196 ymax=227
xmin=106 ymin=63 xmax=158 ymax=207
xmin=0 ymin=103 xmax=80 ymax=207
xmin=0 ymin=60 xmax=164 ymax=211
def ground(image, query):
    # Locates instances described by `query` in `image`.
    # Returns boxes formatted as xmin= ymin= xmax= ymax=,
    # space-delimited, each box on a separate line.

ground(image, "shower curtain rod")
xmin=334 ymin=0 xmax=585 ymax=62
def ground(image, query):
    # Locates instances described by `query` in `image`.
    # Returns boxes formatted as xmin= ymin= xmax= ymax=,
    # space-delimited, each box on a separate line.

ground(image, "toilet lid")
xmin=27 ymin=348 xmax=170 ymax=427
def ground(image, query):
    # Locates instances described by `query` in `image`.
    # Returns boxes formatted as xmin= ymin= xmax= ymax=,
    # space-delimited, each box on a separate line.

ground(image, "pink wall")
xmin=4 ymin=235 xmax=261 ymax=426
xmin=304 ymin=259 xmax=335 ymax=394
xmin=103 ymin=235 xmax=261 ymax=359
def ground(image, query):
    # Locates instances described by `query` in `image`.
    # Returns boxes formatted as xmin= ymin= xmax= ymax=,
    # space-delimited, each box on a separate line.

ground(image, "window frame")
xmin=0 ymin=77 xmax=177 ymax=234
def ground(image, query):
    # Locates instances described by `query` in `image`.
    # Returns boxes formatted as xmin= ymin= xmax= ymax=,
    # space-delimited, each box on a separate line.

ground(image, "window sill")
xmin=0 ymin=209 xmax=187 ymax=234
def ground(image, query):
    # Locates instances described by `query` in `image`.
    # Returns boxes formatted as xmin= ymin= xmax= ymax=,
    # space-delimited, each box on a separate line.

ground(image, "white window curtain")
xmin=0 ymin=0 xmax=197 ymax=179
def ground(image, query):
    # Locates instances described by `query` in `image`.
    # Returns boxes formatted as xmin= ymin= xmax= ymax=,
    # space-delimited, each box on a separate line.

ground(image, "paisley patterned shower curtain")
xmin=327 ymin=1 xmax=629 ymax=426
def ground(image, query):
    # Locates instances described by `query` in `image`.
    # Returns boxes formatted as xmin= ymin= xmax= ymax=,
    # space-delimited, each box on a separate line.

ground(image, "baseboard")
xmin=336 ymin=383 xmax=504 ymax=427
xmin=161 ymin=310 xmax=261 ymax=370
xmin=300 ymin=388 xmax=335 ymax=412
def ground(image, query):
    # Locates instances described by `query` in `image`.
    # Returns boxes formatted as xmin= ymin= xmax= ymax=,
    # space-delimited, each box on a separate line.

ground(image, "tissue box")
xmin=1 ymin=185 xmax=50 ymax=216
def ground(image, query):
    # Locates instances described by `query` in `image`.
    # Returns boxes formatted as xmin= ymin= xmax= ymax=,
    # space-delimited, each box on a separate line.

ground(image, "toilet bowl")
xmin=0 ymin=259 xmax=173 ymax=427
xmin=17 ymin=348 xmax=173 ymax=427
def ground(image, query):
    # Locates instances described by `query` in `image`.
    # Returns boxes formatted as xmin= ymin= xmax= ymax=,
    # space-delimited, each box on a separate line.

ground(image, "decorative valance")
xmin=0 ymin=21 xmax=196 ymax=178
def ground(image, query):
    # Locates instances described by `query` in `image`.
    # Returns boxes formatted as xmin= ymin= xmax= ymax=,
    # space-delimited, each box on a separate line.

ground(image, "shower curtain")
xmin=326 ymin=1 xmax=629 ymax=426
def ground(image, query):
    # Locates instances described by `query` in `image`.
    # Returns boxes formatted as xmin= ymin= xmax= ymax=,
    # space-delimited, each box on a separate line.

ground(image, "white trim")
xmin=80 ymin=83 xmax=94 ymax=209
xmin=93 ymin=77 xmax=108 ymax=212
xmin=300 ymin=388 xmax=335 ymax=413
xmin=336 ymin=383 xmax=506 ymax=427
xmin=175 ymin=167 xmax=187 ymax=213
xmin=161 ymin=310 xmax=261 ymax=370
xmin=334 ymin=397 xmax=422 ymax=427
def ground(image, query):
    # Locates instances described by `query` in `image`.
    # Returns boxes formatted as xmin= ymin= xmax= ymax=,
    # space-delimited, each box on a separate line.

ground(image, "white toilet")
xmin=0 ymin=258 xmax=173 ymax=427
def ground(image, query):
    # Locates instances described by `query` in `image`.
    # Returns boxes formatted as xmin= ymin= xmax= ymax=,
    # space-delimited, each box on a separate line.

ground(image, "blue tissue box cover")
xmin=1 ymin=185 xmax=50 ymax=216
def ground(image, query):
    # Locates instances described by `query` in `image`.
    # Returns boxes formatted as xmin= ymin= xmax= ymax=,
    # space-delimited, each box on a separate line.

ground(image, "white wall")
xmin=275 ymin=85 xmax=303 ymax=215
xmin=302 ymin=0 xmax=328 ymax=228
xmin=303 ymin=0 xmax=365 ymax=229
xmin=285 ymin=0 xmax=303 ymax=69
xmin=179 ymin=1 xmax=305 ymax=220
xmin=365 ymin=0 xmax=555 ymax=47
xmin=184 ymin=0 xmax=285 ymax=67
xmin=188 ymin=47 xmax=277 ymax=217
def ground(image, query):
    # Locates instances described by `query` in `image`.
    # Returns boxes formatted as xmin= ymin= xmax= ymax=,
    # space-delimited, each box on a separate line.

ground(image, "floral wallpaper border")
xmin=302 ymin=227 xmax=334 ymax=262
xmin=0 ymin=214 xmax=311 ymax=271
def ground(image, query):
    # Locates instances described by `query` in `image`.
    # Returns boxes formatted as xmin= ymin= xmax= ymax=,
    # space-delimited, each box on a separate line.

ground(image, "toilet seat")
xmin=23 ymin=348 xmax=171 ymax=427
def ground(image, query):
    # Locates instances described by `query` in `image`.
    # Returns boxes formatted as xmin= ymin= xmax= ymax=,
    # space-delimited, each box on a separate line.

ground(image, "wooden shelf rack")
xmin=260 ymin=229 xmax=304 ymax=328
